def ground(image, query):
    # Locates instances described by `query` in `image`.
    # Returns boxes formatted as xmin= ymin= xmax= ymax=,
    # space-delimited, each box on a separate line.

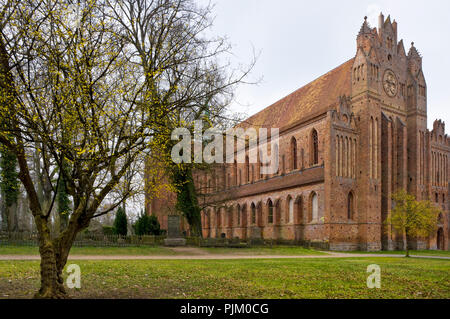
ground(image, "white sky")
xmin=200 ymin=0 xmax=450 ymax=129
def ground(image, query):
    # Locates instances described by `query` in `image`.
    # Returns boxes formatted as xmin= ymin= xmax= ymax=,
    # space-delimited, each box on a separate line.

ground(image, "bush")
xmin=113 ymin=207 xmax=128 ymax=236
xmin=133 ymin=212 xmax=161 ymax=236
xmin=148 ymin=215 xmax=161 ymax=235
xmin=102 ymin=226 xmax=115 ymax=235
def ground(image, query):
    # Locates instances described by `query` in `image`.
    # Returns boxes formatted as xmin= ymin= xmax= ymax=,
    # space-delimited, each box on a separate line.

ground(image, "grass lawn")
xmin=199 ymin=246 xmax=325 ymax=255
xmin=0 ymin=245 xmax=325 ymax=256
xmin=0 ymin=257 xmax=448 ymax=299
xmin=0 ymin=245 xmax=178 ymax=256
xmin=341 ymin=250 xmax=450 ymax=257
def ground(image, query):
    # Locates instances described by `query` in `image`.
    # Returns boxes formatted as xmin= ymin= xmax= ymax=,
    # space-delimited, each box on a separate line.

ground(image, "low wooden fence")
xmin=0 ymin=232 xmax=329 ymax=250
xmin=186 ymin=236 xmax=329 ymax=250
xmin=0 ymin=232 xmax=166 ymax=247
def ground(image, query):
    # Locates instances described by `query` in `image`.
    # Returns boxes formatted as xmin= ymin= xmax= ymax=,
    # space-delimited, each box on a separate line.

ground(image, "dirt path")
xmin=167 ymin=246 xmax=208 ymax=255
xmin=325 ymin=251 xmax=450 ymax=260
xmin=0 ymin=252 xmax=448 ymax=260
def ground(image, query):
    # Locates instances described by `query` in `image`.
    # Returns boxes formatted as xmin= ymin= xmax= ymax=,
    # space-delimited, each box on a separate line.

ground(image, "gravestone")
xmin=250 ymin=226 xmax=262 ymax=239
xmin=163 ymin=215 xmax=186 ymax=246
xmin=249 ymin=226 xmax=264 ymax=245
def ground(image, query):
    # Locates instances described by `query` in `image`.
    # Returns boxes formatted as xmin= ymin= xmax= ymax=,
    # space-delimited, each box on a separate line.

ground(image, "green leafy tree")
xmin=387 ymin=189 xmax=440 ymax=257
xmin=113 ymin=207 xmax=128 ymax=236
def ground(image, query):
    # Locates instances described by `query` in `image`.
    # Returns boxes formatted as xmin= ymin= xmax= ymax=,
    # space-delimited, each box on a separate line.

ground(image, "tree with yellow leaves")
xmin=387 ymin=189 xmax=440 ymax=257
xmin=0 ymin=0 xmax=252 ymax=298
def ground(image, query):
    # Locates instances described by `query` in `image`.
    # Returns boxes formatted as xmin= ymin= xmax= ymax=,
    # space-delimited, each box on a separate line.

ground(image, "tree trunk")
xmin=6 ymin=202 xmax=18 ymax=232
xmin=0 ymin=201 xmax=7 ymax=232
xmin=188 ymin=214 xmax=203 ymax=238
xmin=1 ymin=202 xmax=18 ymax=232
xmin=171 ymin=166 xmax=203 ymax=238
xmin=403 ymin=231 xmax=409 ymax=257
xmin=35 ymin=237 xmax=68 ymax=299
xmin=33 ymin=215 xmax=77 ymax=299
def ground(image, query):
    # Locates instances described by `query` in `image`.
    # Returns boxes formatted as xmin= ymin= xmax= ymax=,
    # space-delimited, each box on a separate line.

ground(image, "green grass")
xmin=199 ymin=246 xmax=326 ymax=255
xmin=2 ymin=245 xmax=447 ymax=259
xmin=0 ymin=245 xmax=178 ymax=256
xmin=340 ymin=250 xmax=450 ymax=257
xmin=0 ymin=245 xmax=325 ymax=256
xmin=0 ymin=257 xmax=448 ymax=298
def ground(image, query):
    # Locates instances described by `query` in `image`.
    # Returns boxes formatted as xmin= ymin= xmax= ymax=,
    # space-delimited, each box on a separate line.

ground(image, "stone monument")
xmin=249 ymin=226 xmax=264 ymax=245
xmin=164 ymin=215 xmax=186 ymax=246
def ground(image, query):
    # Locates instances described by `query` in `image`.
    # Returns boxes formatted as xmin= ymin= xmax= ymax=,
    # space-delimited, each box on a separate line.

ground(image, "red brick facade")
xmin=147 ymin=14 xmax=449 ymax=251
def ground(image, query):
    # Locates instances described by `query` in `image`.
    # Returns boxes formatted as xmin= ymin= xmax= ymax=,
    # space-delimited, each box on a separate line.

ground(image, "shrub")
xmin=134 ymin=212 xmax=161 ymax=236
xmin=113 ymin=207 xmax=128 ymax=236
xmin=102 ymin=226 xmax=115 ymax=236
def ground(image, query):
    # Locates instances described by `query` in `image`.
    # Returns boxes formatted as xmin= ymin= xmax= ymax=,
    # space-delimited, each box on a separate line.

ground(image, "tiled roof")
xmin=240 ymin=58 xmax=354 ymax=130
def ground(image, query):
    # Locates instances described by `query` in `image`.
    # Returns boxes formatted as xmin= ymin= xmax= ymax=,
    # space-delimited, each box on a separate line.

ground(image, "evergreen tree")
xmin=113 ymin=207 xmax=128 ymax=236
xmin=134 ymin=211 xmax=161 ymax=236
xmin=148 ymin=215 xmax=161 ymax=235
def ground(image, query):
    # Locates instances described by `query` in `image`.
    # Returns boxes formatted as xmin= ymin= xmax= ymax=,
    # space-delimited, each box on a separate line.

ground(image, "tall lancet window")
xmin=348 ymin=192 xmax=354 ymax=220
xmin=291 ymin=137 xmax=298 ymax=170
xmin=310 ymin=129 xmax=319 ymax=165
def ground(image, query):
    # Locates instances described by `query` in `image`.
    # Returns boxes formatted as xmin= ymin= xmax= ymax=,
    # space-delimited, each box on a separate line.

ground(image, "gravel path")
xmin=0 ymin=251 xmax=448 ymax=260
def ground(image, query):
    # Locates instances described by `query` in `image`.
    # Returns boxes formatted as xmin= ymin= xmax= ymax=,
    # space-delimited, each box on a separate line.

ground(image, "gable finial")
xmin=358 ymin=15 xmax=372 ymax=36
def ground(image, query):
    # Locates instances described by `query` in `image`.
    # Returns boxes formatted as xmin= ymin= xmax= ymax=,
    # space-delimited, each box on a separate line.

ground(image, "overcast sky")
xmin=200 ymin=0 xmax=450 ymax=129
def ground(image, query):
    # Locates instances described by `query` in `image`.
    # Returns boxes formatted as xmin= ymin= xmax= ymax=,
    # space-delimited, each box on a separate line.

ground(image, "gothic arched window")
xmin=288 ymin=197 xmax=294 ymax=223
xmin=348 ymin=192 xmax=354 ymax=220
xmin=267 ymin=199 xmax=274 ymax=224
xmin=291 ymin=137 xmax=298 ymax=170
xmin=228 ymin=208 xmax=233 ymax=227
xmin=259 ymin=150 xmax=263 ymax=179
xmin=251 ymin=203 xmax=256 ymax=224
xmin=295 ymin=196 xmax=303 ymax=225
xmin=233 ymin=160 xmax=238 ymax=186
xmin=216 ymin=209 xmax=221 ymax=227
xmin=310 ymin=129 xmax=319 ymax=165
xmin=274 ymin=143 xmax=279 ymax=174
xmin=237 ymin=205 xmax=241 ymax=226
xmin=309 ymin=192 xmax=318 ymax=222
xmin=245 ymin=156 xmax=250 ymax=183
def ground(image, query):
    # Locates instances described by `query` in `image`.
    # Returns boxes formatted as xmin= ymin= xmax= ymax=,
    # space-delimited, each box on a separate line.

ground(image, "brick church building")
xmin=147 ymin=13 xmax=449 ymax=251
